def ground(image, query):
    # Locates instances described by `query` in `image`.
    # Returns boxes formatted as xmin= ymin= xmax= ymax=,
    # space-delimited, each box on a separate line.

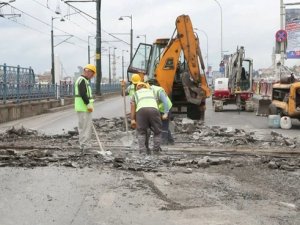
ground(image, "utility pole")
xmin=112 ymin=48 xmax=116 ymax=83
xmin=108 ymin=47 xmax=111 ymax=84
xmin=88 ymin=35 xmax=92 ymax=64
xmin=64 ymin=0 xmax=102 ymax=94
xmin=95 ymin=0 xmax=102 ymax=95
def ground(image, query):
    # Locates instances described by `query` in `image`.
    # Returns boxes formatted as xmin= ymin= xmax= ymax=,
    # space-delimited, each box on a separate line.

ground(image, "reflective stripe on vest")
xmin=134 ymin=88 xmax=158 ymax=112
xmin=74 ymin=76 xmax=93 ymax=112
xmin=151 ymin=85 xmax=172 ymax=113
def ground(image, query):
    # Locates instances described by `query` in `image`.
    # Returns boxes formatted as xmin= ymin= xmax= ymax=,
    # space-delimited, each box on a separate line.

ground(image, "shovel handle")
xmin=122 ymin=84 xmax=129 ymax=133
xmin=92 ymin=123 xmax=105 ymax=152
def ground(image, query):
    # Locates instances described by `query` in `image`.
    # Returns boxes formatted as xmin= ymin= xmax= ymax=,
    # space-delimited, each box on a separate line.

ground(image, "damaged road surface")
xmin=0 ymin=118 xmax=299 ymax=225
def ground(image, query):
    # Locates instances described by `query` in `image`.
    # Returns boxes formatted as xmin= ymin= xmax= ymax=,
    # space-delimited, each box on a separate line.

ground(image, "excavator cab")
xmin=127 ymin=43 xmax=152 ymax=83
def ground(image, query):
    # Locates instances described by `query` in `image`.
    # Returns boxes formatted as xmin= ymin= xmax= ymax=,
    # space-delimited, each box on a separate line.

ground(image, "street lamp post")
xmin=51 ymin=17 xmax=55 ymax=85
xmin=108 ymin=47 xmax=111 ymax=84
xmin=122 ymin=50 xmax=128 ymax=81
xmin=121 ymin=49 xmax=129 ymax=133
xmin=118 ymin=15 xmax=133 ymax=62
xmin=108 ymin=47 xmax=116 ymax=84
xmin=51 ymin=16 xmax=64 ymax=85
xmin=214 ymin=0 xmax=223 ymax=60
xmin=196 ymin=29 xmax=209 ymax=72
xmin=88 ymin=35 xmax=93 ymax=64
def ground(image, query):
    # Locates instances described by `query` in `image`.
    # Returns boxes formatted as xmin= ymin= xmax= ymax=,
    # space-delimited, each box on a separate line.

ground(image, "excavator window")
xmin=163 ymin=58 xmax=174 ymax=70
xmin=272 ymin=88 xmax=290 ymax=101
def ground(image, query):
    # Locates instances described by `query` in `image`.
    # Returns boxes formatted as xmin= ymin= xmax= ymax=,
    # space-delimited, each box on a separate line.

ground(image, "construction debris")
xmin=0 ymin=118 xmax=299 ymax=171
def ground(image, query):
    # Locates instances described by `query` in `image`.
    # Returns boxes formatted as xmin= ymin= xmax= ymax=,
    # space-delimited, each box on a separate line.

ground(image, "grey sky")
xmin=0 ymin=0 xmax=299 ymax=78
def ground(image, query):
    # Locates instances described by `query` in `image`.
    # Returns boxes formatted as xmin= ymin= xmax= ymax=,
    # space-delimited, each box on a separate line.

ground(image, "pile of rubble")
xmin=92 ymin=117 xmax=299 ymax=148
xmin=0 ymin=117 xmax=299 ymax=171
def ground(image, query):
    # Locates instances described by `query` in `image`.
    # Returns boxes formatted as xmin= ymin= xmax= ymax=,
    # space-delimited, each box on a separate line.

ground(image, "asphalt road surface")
xmin=0 ymin=96 xmax=299 ymax=225
xmin=0 ymin=95 xmax=299 ymax=138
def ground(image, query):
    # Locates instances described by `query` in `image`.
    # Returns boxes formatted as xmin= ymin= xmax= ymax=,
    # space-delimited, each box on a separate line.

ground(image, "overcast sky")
xmin=1 ymin=0 xmax=300 ymax=78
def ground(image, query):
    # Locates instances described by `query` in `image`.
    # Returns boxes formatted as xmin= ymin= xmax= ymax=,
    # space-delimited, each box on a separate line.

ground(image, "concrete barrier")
xmin=0 ymin=99 xmax=68 ymax=123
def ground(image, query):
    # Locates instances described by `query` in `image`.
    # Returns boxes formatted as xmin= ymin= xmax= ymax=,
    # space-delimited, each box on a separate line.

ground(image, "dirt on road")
xmin=0 ymin=117 xmax=299 ymax=225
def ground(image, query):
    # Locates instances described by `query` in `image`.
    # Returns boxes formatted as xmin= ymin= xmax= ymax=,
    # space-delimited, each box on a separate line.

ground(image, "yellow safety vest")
xmin=74 ymin=76 xmax=94 ymax=112
xmin=127 ymin=84 xmax=136 ymax=96
xmin=151 ymin=85 xmax=172 ymax=113
xmin=134 ymin=88 xmax=158 ymax=112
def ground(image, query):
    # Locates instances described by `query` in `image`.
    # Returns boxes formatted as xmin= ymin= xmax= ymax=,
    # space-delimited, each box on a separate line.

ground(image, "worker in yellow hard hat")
xmin=121 ymin=73 xmax=142 ymax=97
xmin=130 ymin=81 xmax=162 ymax=154
xmin=74 ymin=64 xmax=96 ymax=153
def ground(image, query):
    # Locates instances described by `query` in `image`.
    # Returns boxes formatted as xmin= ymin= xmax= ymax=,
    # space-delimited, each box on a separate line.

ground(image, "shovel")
xmin=92 ymin=123 xmax=112 ymax=156
xmin=120 ymin=83 xmax=134 ymax=147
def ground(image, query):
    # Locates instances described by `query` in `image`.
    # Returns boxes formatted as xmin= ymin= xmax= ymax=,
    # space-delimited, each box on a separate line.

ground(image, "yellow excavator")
xmin=267 ymin=75 xmax=300 ymax=119
xmin=127 ymin=14 xmax=210 ymax=120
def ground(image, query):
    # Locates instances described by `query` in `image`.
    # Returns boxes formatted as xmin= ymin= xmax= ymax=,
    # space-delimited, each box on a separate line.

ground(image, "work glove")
xmin=131 ymin=119 xmax=137 ymax=129
xmin=162 ymin=113 xmax=168 ymax=120
xmin=87 ymin=103 xmax=94 ymax=112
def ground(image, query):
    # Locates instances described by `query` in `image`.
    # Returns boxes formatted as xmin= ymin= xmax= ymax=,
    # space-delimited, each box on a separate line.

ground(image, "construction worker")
xmin=144 ymin=76 xmax=174 ymax=145
xmin=74 ymin=64 xmax=96 ymax=152
xmin=121 ymin=73 xmax=142 ymax=96
xmin=130 ymin=82 xmax=162 ymax=154
xmin=150 ymin=83 xmax=174 ymax=145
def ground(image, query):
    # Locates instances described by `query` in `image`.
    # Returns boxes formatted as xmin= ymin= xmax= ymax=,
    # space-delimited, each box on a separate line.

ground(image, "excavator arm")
xmin=155 ymin=15 xmax=210 ymax=100
xmin=176 ymin=15 xmax=211 ymax=99
xmin=228 ymin=46 xmax=245 ymax=92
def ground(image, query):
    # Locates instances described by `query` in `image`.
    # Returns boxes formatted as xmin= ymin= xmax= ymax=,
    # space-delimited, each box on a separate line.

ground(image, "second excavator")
xmin=212 ymin=46 xmax=254 ymax=112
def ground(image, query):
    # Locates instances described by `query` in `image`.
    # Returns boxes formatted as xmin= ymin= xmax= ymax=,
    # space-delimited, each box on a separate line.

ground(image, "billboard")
xmin=285 ymin=8 xmax=300 ymax=59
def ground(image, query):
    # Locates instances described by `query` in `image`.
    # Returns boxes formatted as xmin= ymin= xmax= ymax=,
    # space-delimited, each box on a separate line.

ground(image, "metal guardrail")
xmin=0 ymin=64 xmax=121 ymax=104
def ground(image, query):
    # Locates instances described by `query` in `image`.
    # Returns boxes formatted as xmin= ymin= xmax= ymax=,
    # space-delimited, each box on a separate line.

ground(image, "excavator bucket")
xmin=256 ymin=97 xmax=272 ymax=116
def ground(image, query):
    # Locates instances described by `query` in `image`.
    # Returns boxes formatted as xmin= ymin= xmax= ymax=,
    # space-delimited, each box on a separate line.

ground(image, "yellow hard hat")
xmin=84 ymin=64 xmax=96 ymax=75
xmin=131 ymin=73 xmax=141 ymax=84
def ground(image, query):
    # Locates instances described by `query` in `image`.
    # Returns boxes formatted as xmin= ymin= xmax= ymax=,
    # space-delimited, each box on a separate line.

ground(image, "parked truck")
xmin=212 ymin=46 xmax=254 ymax=112
xmin=127 ymin=14 xmax=210 ymax=120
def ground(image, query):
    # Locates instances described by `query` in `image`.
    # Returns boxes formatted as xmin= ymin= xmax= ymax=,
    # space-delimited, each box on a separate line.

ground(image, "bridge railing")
xmin=0 ymin=82 xmax=122 ymax=104
xmin=0 ymin=64 xmax=121 ymax=104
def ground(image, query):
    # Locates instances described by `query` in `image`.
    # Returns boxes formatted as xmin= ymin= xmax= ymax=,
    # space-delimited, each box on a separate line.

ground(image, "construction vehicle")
xmin=212 ymin=46 xmax=254 ymax=112
xmin=261 ymin=74 xmax=300 ymax=127
xmin=127 ymin=14 xmax=210 ymax=120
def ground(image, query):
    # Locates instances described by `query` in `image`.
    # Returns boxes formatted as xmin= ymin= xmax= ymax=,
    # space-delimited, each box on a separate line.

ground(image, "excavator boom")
xmin=176 ymin=15 xmax=210 ymax=98
xmin=176 ymin=15 xmax=202 ymax=82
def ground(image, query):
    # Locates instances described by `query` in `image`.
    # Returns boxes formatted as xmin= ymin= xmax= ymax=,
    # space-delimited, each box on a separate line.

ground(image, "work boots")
xmin=152 ymin=146 xmax=162 ymax=155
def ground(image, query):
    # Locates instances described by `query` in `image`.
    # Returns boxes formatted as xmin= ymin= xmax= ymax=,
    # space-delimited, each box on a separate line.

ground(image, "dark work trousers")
xmin=136 ymin=107 xmax=162 ymax=152
xmin=161 ymin=113 xmax=174 ymax=145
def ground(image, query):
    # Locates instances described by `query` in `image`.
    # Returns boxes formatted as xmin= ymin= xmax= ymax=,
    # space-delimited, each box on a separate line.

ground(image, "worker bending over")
xmin=130 ymin=82 xmax=162 ymax=154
